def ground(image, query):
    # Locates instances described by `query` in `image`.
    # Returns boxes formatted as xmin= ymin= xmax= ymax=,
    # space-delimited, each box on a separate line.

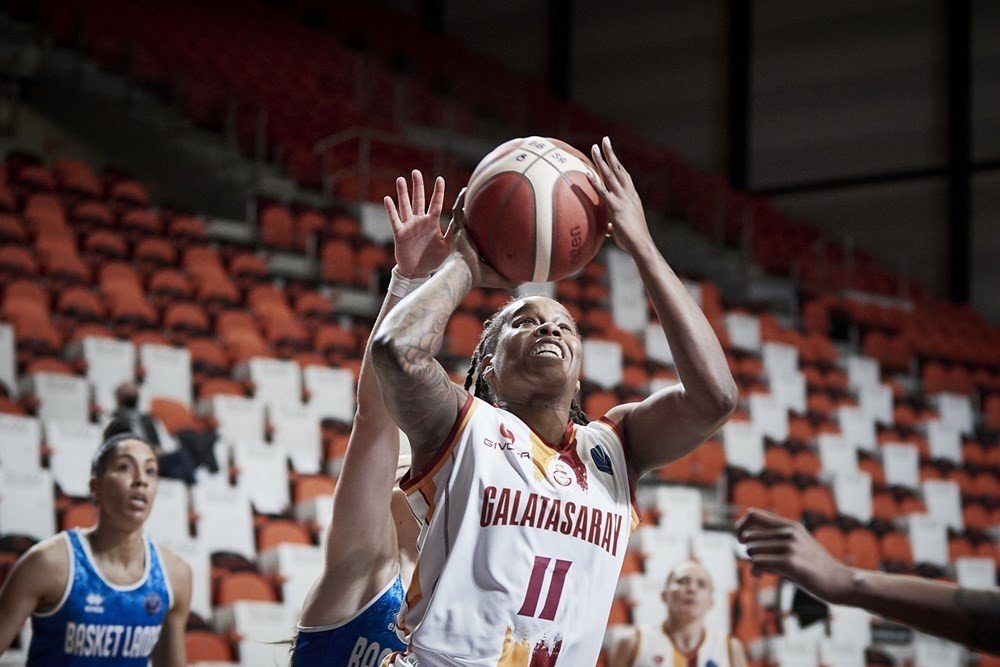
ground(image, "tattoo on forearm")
xmin=374 ymin=260 xmax=472 ymax=427
xmin=953 ymin=587 xmax=1000 ymax=653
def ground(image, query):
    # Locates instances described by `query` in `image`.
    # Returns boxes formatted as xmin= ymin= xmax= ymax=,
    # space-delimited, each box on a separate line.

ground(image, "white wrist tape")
xmin=388 ymin=266 xmax=430 ymax=298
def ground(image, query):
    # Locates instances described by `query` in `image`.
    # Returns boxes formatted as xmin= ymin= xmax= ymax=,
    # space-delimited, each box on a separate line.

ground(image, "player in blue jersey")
xmin=0 ymin=426 xmax=192 ymax=665
xmin=292 ymin=170 xmax=453 ymax=666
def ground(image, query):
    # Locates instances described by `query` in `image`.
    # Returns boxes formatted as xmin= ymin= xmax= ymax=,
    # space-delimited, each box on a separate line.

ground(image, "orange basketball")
xmin=463 ymin=137 xmax=607 ymax=283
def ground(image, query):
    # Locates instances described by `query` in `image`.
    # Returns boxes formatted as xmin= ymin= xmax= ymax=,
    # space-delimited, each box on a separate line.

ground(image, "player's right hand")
xmin=453 ymin=227 xmax=518 ymax=290
xmin=384 ymin=170 xmax=452 ymax=279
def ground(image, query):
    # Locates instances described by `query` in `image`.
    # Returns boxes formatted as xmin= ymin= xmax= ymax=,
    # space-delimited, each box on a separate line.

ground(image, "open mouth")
xmin=530 ymin=341 xmax=564 ymax=359
xmin=128 ymin=495 xmax=148 ymax=510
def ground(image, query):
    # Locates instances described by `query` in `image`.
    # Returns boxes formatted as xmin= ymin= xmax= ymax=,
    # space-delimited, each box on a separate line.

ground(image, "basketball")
xmin=463 ymin=136 xmax=607 ymax=283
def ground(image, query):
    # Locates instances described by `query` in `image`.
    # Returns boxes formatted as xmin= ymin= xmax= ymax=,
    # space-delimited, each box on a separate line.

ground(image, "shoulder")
xmin=6 ymin=533 xmax=70 ymax=599
xmin=18 ymin=533 xmax=70 ymax=575
xmin=155 ymin=544 xmax=193 ymax=596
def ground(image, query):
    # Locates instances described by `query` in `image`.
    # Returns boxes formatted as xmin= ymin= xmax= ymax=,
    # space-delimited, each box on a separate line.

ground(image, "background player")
xmin=372 ymin=137 xmax=738 ymax=664
xmin=292 ymin=170 xmax=452 ymax=665
xmin=0 ymin=425 xmax=192 ymax=665
xmin=610 ymin=560 xmax=748 ymax=667
xmin=737 ymin=509 xmax=1000 ymax=655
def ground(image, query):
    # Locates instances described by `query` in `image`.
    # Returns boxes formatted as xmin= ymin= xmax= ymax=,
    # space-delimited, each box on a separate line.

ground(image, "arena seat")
xmin=145 ymin=478 xmax=191 ymax=543
xmin=0 ymin=467 xmax=56 ymax=540
xmin=133 ymin=237 xmax=177 ymax=269
xmin=320 ymin=239 xmax=355 ymax=285
xmin=193 ymin=485 xmax=256 ymax=560
xmin=61 ymin=501 xmax=98 ymax=531
xmin=0 ymin=413 xmax=41 ymax=472
xmin=184 ymin=630 xmax=235 ymax=664
xmin=214 ymin=571 xmax=278 ymax=606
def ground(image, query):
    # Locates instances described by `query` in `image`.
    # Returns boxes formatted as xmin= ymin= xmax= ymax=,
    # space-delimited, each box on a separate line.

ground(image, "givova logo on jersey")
xmin=483 ymin=423 xmax=528 ymax=459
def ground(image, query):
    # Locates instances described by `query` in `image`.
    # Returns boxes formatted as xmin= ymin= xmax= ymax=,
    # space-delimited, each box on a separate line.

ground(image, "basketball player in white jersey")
xmin=610 ymin=560 xmax=748 ymax=667
xmin=0 ymin=425 xmax=192 ymax=665
xmin=372 ymin=137 xmax=738 ymax=666
xmin=293 ymin=170 xmax=453 ymax=666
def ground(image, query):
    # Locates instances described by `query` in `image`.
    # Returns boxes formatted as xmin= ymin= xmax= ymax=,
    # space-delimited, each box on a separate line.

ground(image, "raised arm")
xmin=737 ymin=509 xmax=1000 ymax=654
xmin=592 ymin=137 xmax=738 ymax=479
xmin=301 ymin=172 xmax=452 ymax=627
xmin=372 ymin=196 xmax=512 ymax=471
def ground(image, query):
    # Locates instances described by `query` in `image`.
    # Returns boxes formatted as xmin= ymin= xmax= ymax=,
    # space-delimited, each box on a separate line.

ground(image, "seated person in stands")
xmin=110 ymin=382 xmax=160 ymax=447
xmin=0 ymin=420 xmax=192 ymax=665
xmin=611 ymin=559 xmax=748 ymax=667
xmin=737 ymin=508 xmax=1000 ymax=655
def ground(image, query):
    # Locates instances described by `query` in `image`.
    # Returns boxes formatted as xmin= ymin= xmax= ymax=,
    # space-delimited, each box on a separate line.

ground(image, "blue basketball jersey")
xmin=28 ymin=529 xmax=173 ymax=666
xmin=293 ymin=574 xmax=406 ymax=667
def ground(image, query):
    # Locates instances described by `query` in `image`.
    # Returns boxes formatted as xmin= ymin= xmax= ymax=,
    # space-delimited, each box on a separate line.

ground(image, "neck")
xmin=495 ymin=397 xmax=572 ymax=444
xmin=86 ymin=521 xmax=145 ymax=563
xmin=665 ymin=616 xmax=704 ymax=653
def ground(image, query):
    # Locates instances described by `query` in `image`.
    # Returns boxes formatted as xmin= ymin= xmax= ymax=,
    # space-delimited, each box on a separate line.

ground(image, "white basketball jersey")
xmin=389 ymin=395 xmax=639 ymax=666
xmin=630 ymin=626 xmax=732 ymax=667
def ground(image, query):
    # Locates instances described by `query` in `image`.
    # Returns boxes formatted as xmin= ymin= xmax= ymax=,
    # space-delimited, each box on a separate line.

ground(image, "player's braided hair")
xmin=463 ymin=297 xmax=590 ymax=426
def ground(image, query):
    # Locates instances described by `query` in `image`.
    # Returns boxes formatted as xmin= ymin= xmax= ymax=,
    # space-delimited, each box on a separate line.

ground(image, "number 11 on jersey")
xmin=517 ymin=555 xmax=573 ymax=621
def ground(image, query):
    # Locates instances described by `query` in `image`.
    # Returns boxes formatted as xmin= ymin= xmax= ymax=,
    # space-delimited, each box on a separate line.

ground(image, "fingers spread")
xmin=396 ymin=176 xmax=412 ymax=221
xmin=428 ymin=176 xmax=445 ymax=220
xmin=383 ymin=196 xmax=402 ymax=232
xmin=745 ymin=540 xmax=792 ymax=556
xmin=411 ymin=170 xmax=425 ymax=216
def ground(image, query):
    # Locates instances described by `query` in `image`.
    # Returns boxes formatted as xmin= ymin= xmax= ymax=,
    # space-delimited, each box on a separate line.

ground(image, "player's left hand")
xmin=384 ymin=170 xmax=454 ymax=279
xmin=588 ymin=136 xmax=654 ymax=257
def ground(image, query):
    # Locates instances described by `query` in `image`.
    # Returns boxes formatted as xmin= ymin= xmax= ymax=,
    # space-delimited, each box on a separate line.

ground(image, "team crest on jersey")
xmin=84 ymin=593 xmax=104 ymax=614
xmin=550 ymin=460 xmax=574 ymax=486
xmin=591 ymin=445 xmax=614 ymax=476
xmin=144 ymin=592 xmax=163 ymax=616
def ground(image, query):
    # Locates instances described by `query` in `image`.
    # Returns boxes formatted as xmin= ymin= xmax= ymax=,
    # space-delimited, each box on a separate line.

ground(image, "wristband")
xmin=388 ymin=266 xmax=430 ymax=298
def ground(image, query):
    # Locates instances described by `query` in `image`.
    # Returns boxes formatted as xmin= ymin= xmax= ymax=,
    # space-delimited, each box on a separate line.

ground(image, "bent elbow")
xmin=703 ymin=376 xmax=739 ymax=422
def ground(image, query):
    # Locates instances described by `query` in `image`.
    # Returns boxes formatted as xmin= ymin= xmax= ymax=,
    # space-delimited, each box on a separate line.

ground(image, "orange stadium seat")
xmin=61 ymin=502 xmax=98 ymax=530
xmin=0 ymin=246 xmax=39 ymax=279
xmin=583 ymin=391 xmax=618 ymax=420
xmin=792 ymin=450 xmax=822 ymax=478
xmin=215 ymin=571 xmax=277 ymax=606
xmin=845 ymin=528 xmax=880 ymax=570
xmin=764 ymin=448 xmax=795 ymax=478
xmin=148 ymin=269 xmax=194 ymax=307
xmin=879 ymin=532 xmax=914 ymax=566
xmin=768 ymin=482 xmax=802 ymax=520
xmin=732 ymin=478 xmax=768 ymax=514
xmin=871 ymin=491 xmax=897 ymax=521
xmin=962 ymin=503 xmax=991 ymax=531
xmin=260 ymin=204 xmax=296 ymax=249
xmin=294 ymin=290 xmax=335 ymax=321
xmin=164 ymin=303 xmax=211 ymax=338
xmin=801 ymin=485 xmax=836 ymax=519
xmin=321 ymin=240 xmax=356 ymax=285
xmin=167 ymin=215 xmax=207 ymax=243
xmin=0 ymin=213 xmax=27 ymax=243
xmin=257 ymin=519 xmax=312 ymax=553
xmin=56 ymin=286 xmax=105 ymax=321
xmin=198 ymin=378 xmax=246 ymax=401
xmin=690 ymin=439 xmax=726 ymax=484
xmin=134 ymin=238 xmax=176 ymax=268
xmin=149 ymin=398 xmax=199 ymax=434
xmin=184 ymin=631 xmax=234 ymax=664
xmin=813 ymin=525 xmax=848 ymax=560
xmin=948 ymin=537 xmax=974 ymax=561
xmin=109 ymin=179 xmax=150 ymax=207
xmin=293 ymin=476 xmax=336 ymax=505
xmin=446 ymin=312 xmax=483 ymax=358
xmin=83 ymin=230 xmax=128 ymax=260
xmin=121 ymin=209 xmax=162 ymax=237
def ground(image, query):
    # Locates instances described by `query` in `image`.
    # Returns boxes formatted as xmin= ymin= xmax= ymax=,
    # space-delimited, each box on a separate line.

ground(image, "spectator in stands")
xmin=372 ymin=138 xmax=737 ymax=665
xmin=110 ymin=382 xmax=160 ymax=447
xmin=610 ymin=559 xmax=748 ymax=666
xmin=737 ymin=508 xmax=1000 ymax=654
xmin=0 ymin=420 xmax=192 ymax=664
xmin=292 ymin=170 xmax=453 ymax=664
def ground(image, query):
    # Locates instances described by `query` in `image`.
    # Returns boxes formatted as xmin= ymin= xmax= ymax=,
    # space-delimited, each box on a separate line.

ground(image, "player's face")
xmin=664 ymin=561 xmax=714 ymax=621
xmin=92 ymin=439 xmax=159 ymax=528
xmin=487 ymin=297 xmax=582 ymax=399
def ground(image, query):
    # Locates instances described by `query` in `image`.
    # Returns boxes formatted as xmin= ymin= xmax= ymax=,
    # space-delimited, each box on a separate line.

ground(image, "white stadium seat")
xmin=0 ymin=413 xmax=41 ymax=472
xmin=303 ymin=365 xmax=355 ymax=423
xmin=145 ymin=478 xmax=191 ymax=542
xmin=211 ymin=395 xmax=266 ymax=447
xmin=192 ymin=484 xmax=255 ymax=559
xmin=83 ymin=336 xmax=136 ymax=413
xmin=270 ymin=403 xmax=321 ymax=474
xmin=213 ymin=602 xmax=296 ymax=667
xmin=0 ymin=323 xmax=16 ymax=398
xmin=0 ymin=467 xmax=56 ymax=540
xmin=248 ymin=357 xmax=301 ymax=410
xmin=31 ymin=372 xmax=90 ymax=424
xmin=233 ymin=441 xmax=290 ymax=515
xmin=258 ymin=543 xmax=324 ymax=616
xmin=46 ymin=420 xmax=102 ymax=497
xmin=139 ymin=344 xmax=192 ymax=406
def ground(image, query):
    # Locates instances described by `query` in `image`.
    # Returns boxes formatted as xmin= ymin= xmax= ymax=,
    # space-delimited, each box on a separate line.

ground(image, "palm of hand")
xmin=394 ymin=213 xmax=451 ymax=278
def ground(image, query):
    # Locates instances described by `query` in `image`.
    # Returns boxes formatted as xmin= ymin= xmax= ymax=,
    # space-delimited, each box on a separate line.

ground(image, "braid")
xmin=569 ymin=399 xmax=591 ymax=426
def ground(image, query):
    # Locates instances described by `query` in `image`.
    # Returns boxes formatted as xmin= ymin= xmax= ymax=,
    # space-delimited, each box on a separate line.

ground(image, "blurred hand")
xmin=736 ymin=508 xmax=855 ymax=604
xmin=384 ymin=170 xmax=453 ymax=279
xmin=448 ymin=187 xmax=518 ymax=290
xmin=588 ymin=136 xmax=653 ymax=256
